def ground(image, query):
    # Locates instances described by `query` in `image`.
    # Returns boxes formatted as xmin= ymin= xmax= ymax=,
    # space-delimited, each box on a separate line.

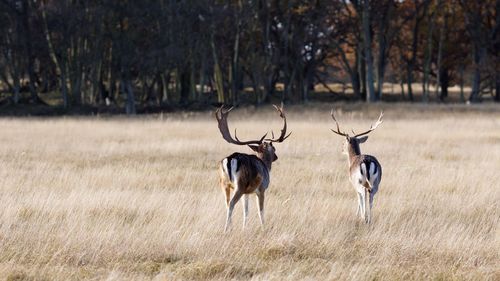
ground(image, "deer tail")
xmin=365 ymin=179 xmax=373 ymax=194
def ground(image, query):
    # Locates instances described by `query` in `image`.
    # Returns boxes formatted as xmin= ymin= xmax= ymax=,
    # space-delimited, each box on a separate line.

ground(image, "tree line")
xmin=0 ymin=0 xmax=498 ymax=114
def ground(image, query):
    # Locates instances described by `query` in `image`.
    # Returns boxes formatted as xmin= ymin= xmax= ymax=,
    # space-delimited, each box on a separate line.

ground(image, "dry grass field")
xmin=0 ymin=103 xmax=499 ymax=280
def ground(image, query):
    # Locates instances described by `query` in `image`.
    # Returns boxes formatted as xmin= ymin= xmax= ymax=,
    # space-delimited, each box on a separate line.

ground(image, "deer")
xmin=330 ymin=109 xmax=383 ymax=224
xmin=215 ymin=104 xmax=291 ymax=232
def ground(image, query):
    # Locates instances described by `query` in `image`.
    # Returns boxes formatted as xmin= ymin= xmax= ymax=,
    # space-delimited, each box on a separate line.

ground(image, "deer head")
xmin=215 ymin=104 xmax=291 ymax=163
xmin=330 ymin=109 xmax=383 ymax=155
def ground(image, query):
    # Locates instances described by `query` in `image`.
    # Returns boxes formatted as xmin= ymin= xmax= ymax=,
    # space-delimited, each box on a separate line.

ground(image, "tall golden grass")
xmin=0 ymin=103 xmax=498 ymax=280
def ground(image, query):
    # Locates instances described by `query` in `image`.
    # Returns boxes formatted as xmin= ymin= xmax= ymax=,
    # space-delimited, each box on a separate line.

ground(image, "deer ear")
xmin=248 ymin=145 xmax=260 ymax=152
xmin=357 ymin=136 xmax=369 ymax=143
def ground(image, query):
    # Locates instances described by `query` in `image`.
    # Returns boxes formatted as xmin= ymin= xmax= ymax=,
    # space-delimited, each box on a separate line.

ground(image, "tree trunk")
xmin=333 ymin=40 xmax=360 ymax=98
xmin=179 ymin=67 xmax=190 ymax=106
xmin=20 ymin=0 xmax=39 ymax=103
xmin=121 ymin=78 xmax=136 ymax=115
xmin=375 ymin=2 xmax=393 ymax=100
xmin=283 ymin=66 xmax=297 ymax=103
xmin=90 ymin=60 xmax=102 ymax=105
xmin=160 ymin=72 xmax=170 ymax=105
xmin=352 ymin=66 xmax=361 ymax=98
xmin=70 ymin=69 xmax=82 ymax=106
xmin=400 ymin=78 xmax=405 ymax=100
xmin=230 ymin=15 xmax=241 ymax=105
xmin=211 ymin=34 xmax=225 ymax=104
xmin=439 ymin=68 xmax=449 ymax=101
xmin=302 ymin=65 xmax=313 ymax=103
xmin=362 ymin=0 xmax=376 ymax=102
xmin=190 ymin=62 xmax=196 ymax=102
xmin=358 ymin=46 xmax=367 ymax=100
xmin=68 ymin=36 xmax=85 ymax=106
xmin=352 ymin=44 xmax=361 ymax=98
xmin=435 ymin=5 xmax=446 ymax=99
xmin=375 ymin=40 xmax=387 ymax=100
xmin=495 ymin=71 xmax=500 ymax=102
xmin=406 ymin=64 xmax=414 ymax=101
xmin=422 ymin=8 xmax=437 ymax=102
xmin=469 ymin=45 xmax=485 ymax=102
xmin=41 ymin=2 xmax=68 ymax=107
xmin=12 ymin=74 xmax=20 ymax=104
xmin=60 ymin=65 xmax=69 ymax=108
xmin=198 ymin=56 xmax=206 ymax=99
xmin=459 ymin=65 xmax=465 ymax=102
xmin=407 ymin=1 xmax=428 ymax=102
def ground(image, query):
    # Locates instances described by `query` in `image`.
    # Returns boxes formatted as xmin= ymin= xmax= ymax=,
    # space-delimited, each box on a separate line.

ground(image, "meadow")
xmin=0 ymin=103 xmax=498 ymax=280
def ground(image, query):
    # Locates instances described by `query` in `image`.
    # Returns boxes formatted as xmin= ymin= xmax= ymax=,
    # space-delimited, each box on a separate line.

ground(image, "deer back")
xmin=220 ymin=152 xmax=270 ymax=194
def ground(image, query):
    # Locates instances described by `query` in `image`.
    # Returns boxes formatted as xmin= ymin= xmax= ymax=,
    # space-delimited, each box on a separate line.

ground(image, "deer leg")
xmin=364 ymin=189 xmax=371 ymax=224
xmin=225 ymin=189 xmax=243 ymax=232
xmin=367 ymin=190 xmax=375 ymax=224
xmin=356 ymin=192 xmax=362 ymax=217
xmin=359 ymin=189 xmax=366 ymax=221
xmin=224 ymin=186 xmax=231 ymax=209
xmin=256 ymin=192 xmax=265 ymax=229
xmin=242 ymin=194 xmax=249 ymax=229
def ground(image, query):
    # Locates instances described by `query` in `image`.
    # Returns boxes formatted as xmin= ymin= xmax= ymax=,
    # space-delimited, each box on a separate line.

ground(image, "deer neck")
xmin=347 ymin=142 xmax=361 ymax=166
xmin=258 ymin=153 xmax=273 ymax=171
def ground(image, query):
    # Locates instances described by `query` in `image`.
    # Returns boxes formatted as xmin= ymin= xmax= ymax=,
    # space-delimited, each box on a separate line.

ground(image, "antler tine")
xmin=266 ymin=103 xmax=292 ymax=143
xmin=330 ymin=109 xmax=348 ymax=137
xmin=272 ymin=104 xmax=284 ymax=118
xmin=258 ymin=132 xmax=268 ymax=142
xmin=215 ymin=105 xmax=234 ymax=122
xmin=215 ymin=105 xmax=266 ymax=146
xmin=353 ymin=111 xmax=384 ymax=138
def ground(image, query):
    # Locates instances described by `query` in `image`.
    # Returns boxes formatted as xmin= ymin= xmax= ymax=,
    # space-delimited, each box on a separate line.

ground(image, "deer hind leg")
xmin=219 ymin=163 xmax=231 ymax=209
xmin=365 ymin=189 xmax=373 ymax=224
xmin=256 ymin=191 xmax=265 ymax=229
xmin=358 ymin=189 xmax=366 ymax=222
xmin=242 ymin=194 xmax=249 ymax=229
xmin=225 ymin=189 xmax=243 ymax=232
xmin=356 ymin=192 xmax=362 ymax=217
xmin=223 ymin=186 xmax=231 ymax=208
xmin=219 ymin=174 xmax=232 ymax=227
xmin=367 ymin=184 xmax=377 ymax=224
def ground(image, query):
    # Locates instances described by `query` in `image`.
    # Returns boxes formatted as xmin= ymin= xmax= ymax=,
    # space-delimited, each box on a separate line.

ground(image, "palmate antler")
xmin=330 ymin=109 xmax=383 ymax=138
xmin=266 ymin=103 xmax=292 ymax=143
xmin=215 ymin=106 xmax=267 ymax=145
xmin=215 ymin=104 xmax=291 ymax=146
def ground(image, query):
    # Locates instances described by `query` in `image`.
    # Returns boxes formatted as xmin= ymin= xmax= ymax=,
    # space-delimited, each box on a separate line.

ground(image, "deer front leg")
xmin=242 ymin=194 xmax=249 ymax=229
xmin=256 ymin=192 xmax=265 ymax=229
xmin=225 ymin=189 xmax=243 ymax=232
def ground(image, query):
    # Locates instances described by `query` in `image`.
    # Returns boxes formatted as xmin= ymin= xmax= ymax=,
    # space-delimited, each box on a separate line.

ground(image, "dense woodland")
xmin=0 ymin=0 xmax=498 ymax=114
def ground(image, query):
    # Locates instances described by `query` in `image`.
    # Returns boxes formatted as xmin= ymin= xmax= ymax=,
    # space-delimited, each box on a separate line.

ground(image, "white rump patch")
xmin=369 ymin=162 xmax=379 ymax=183
xmin=222 ymin=158 xmax=229 ymax=177
xmin=230 ymin=158 xmax=238 ymax=183
xmin=360 ymin=163 xmax=367 ymax=178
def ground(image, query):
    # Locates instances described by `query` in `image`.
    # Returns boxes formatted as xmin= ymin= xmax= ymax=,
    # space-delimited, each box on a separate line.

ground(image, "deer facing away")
xmin=215 ymin=104 xmax=290 ymax=232
xmin=330 ymin=110 xmax=383 ymax=224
